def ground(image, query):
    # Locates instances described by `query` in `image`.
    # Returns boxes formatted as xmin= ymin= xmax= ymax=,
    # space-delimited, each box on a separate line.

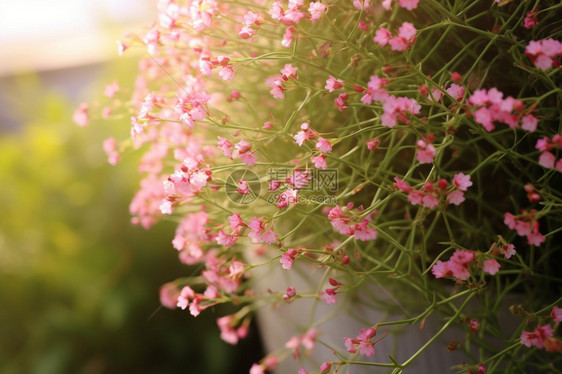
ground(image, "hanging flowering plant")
xmin=77 ymin=0 xmax=562 ymax=372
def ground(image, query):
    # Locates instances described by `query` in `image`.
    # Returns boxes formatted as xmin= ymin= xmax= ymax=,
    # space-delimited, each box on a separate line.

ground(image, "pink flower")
xmin=103 ymin=137 xmax=120 ymax=165
xmin=551 ymin=306 xmax=562 ymax=322
xmin=416 ymin=135 xmax=436 ymax=163
xmin=374 ymin=27 xmax=391 ymax=46
xmin=240 ymin=152 xmax=258 ymax=167
xmin=282 ymin=26 xmax=296 ymax=48
xmin=446 ymin=83 xmax=465 ymax=101
xmin=322 ymin=287 xmax=337 ymax=304
xmin=229 ymin=261 xmax=245 ymax=277
xmin=358 ymin=21 xmax=369 ymax=31
xmin=483 ymin=259 xmax=500 ymax=275
xmin=453 ymin=173 xmax=472 ymax=191
xmin=469 ymin=319 xmax=479 ymax=332
xmin=538 ymin=151 xmax=555 ymax=169
xmin=525 ymin=38 xmax=562 ymax=71
xmin=177 ymin=286 xmax=195 ymax=310
xmin=73 ymin=103 xmax=90 ymax=126
xmin=501 ymin=243 xmax=516 ymax=259
xmin=216 ymin=229 xmax=238 ymax=247
xmin=398 ymin=0 xmax=418 ymax=10
xmin=521 ymin=114 xmax=538 ymax=132
xmin=398 ymin=22 xmax=416 ymax=40
xmin=293 ymin=122 xmax=316 ymax=145
xmin=316 ymin=137 xmax=332 ymax=153
xmin=311 ymin=154 xmax=327 ymax=169
xmin=325 ymin=75 xmax=344 ymax=92
xmin=523 ymin=11 xmax=538 ymax=29
xmin=432 ymin=249 xmax=475 ymax=280
xmin=344 ymin=327 xmax=378 ymax=356
xmin=334 ymin=93 xmax=349 ymax=111
xmin=261 ymin=229 xmax=278 ymax=244
xmin=218 ymin=65 xmax=234 ymax=80
xmin=228 ymin=212 xmax=245 ymax=232
xmin=104 ymin=80 xmax=120 ymax=98
xmin=521 ymin=324 xmax=554 ymax=349
xmin=160 ymin=282 xmax=180 ymax=309
xmin=320 ymin=362 xmax=332 ymax=373
xmin=249 ymin=364 xmax=264 ymax=374
xmin=280 ymin=64 xmax=298 ymax=80
xmin=159 ymin=199 xmax=174 ymax=215
xmin=280 ymin=249 xmax=298 ymax=269
xmin=308 ymin=2 xmax=326 ymax=22
xmin=217 ymin=315 xmax=248 ymax=345
xmin=217 ymin=136 xmax=234 ymax=158
xmin=366 ymin=138 xmax=380 ymax=150
xmin=239 ymin=25 xmax=256 ymax=40
xmin=353 ymin=219 xmax=377 ymax=241
xmin=447 ymin=190 xmax=465 ymax=205
xmin=237 ymin=179 xmax=250 ymax=195
xmin=432 ymin=260 xmax=451 ymax=278
xmin=282 ymin=286 xmax=297 ymax=301
xmin=269 ymin=78 xmax=284 ymax=99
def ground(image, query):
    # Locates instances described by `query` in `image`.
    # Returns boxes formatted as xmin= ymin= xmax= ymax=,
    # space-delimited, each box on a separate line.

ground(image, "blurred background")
xmin=0 ymin=1 xmax=263 ymax=372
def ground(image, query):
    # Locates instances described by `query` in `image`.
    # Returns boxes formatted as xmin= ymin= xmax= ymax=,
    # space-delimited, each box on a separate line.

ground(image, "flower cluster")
xmin=535 ymin=134 xmax=562 ymax=171
xmin=431 ymin=248 xmax=503 ymax=281
xmin=394 ymin=173 xmax=472 ymax=209
xmin=504 ymin=209 xmax=545 ymax=247
xmin=79 ymin=0 xmax=562 ymax=372
xmin=467 ymin=88 xmax=538 ymax=132
xmin=525 ymin=38 xmax=562 ymax=71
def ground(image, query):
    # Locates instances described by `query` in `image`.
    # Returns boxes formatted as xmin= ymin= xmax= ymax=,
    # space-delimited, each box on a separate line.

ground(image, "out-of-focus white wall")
xmin=0 ymin=0 xmax=153 ymax=75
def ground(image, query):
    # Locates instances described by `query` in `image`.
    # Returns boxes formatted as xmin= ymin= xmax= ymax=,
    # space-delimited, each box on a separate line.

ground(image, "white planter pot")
xmin=248 ymin=251 xmax=519 ymax=373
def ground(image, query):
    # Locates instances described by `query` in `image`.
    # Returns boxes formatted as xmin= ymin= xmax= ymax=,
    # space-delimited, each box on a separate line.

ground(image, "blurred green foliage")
xmin=0 ymin=67 xmax=262 ymax=373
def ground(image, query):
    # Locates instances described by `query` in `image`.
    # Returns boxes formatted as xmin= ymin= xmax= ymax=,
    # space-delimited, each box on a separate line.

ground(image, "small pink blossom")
xmin=344 ymin=327 xmax=378 ymax=356
xmin=249 ymin=364 xmax=264 ymax=374
xmin=521 ymin=324 xmax=554 ymax=349
xmin=322 ymin=287 xmax=337 ymax=304
xmin=325 ymin=75 xmax=344 ymax=92
xmin=374 ymin=27 xmax=391 ymax=46
xmin=282 ymin=286 xmax=297 ymax=301
xmin=281 ymin=64 xmax=298 ymax=80
xmin=523 ymin=11 xmax=538 ymax=29
xmin=308 ymin=2 xmax=327 ymax=22
xmin=269 ymin=79 xmax=284 ymax=99
xmin=551 ymin=306 xmax=562 ymax=322
xmin=366 ymin=138 xmax=380 ymax=150
xmin=447 ymin=190 xmax=465 ymax=206
xmin=237 ymin=179 xmax=250 ymax=195
xmin=453 ymin=173 xmax=472 ymax=191
xmin=104 ymin=80 xmax=120 ymax=98
xmin=103 ymin=137 xmax=120 ymax=165
xmin=446 ymin=83 xmax=465 ymax=101
xmin=525 ymin=38 xmax=562 ymax=71
xmin=398 ymin=0 xmax=418 ymax=10
xmin=316 ymin=137 xmax=332 ymax=153
xmin=483 ymin=259 xmax=501 ymax=275
xmin=521 ymin=114 xmax=538 ymax=132
xmin=73 ymin=103 xmax=90 ymax=126
xmin=311 ymin=154 xmax=327 ymax=169
xmin=280 ymin=248 xmax=298 ymax=270
xmin=334 ymin=93 xmax=349 ymax=111
xmin=501 ymin=243 xmax=516 ymax=259
xmin=282 ymin=26 xmax=296 ymax=48
xmin=416 ymin=134 xmax=436 ymax=163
